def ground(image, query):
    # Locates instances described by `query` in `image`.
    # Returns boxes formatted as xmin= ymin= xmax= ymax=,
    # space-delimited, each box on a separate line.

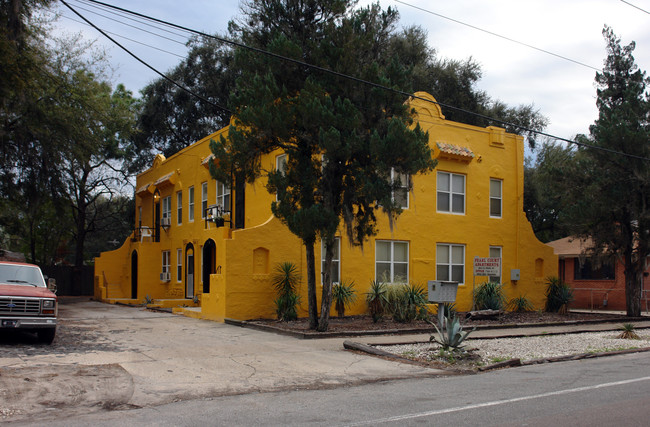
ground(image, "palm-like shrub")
xmin=507 ymin=295 xmax=534 ymax=312
xmin=545 ymin=276 xmax=573 ymax=314
xmin=365 ymin=280 xmax=388 ymax=323
xmin=272 ymin=262 xmax=301 ymax=321
xmin=385 ymin=283 xmax=429 ymax=323
xmin=332 ymin=280 xmax=356 ymax=317
xmin=473 ymin=282 xmax=506 ymax=310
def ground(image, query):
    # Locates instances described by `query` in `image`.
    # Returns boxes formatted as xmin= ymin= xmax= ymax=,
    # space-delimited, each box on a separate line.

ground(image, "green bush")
xmin=545 ymin=276 xmax=573 ymax=314
xmin=365 ymin=280 xmax=388 ymax=323
xmin=473 ymin=281 xmax=506 ymax=310
xmin=332 ymin=280 xmax=356 ymax=317
xmin=272 ymin=262 xmax=301 ymax=321
xmin=507 ymin=295 xmax=534 ymax=312
xmin=385 ymin=283 xmax=429 ymax=323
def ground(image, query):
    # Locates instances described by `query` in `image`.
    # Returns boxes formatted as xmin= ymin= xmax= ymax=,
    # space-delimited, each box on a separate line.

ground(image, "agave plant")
xmin=428 ymin=308 xmax=475 ymax=350
xmin=332 ymin=280 xmax=356 ymax=317
xmin=618 ymin=323 xmax=640 ymax=340
xmin=366 ymin=280 xmax=388 ymax=323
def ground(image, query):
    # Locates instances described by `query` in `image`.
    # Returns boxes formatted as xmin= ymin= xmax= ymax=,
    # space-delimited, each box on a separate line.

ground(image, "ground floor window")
xmin=436 ymin=243 xmax=465 ymax=284
xmin=321 ymin=237 xmax=340 ymax=284
xmin=176 ymin=249 xmax=182 ymax=282
xmin=574 ymin=258 xmax=615 ymax=280
xmin=161 ymin=250 xmax=171 ymax=282
xmin=376 ymin=240 xmax=409 ymax=283
xmin=489 ymin=246 xmax=502 ymax=283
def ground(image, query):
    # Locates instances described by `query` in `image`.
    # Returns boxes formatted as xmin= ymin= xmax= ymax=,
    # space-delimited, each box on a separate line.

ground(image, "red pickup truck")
xmin=0 ymin=261 xmax=58 ymax=344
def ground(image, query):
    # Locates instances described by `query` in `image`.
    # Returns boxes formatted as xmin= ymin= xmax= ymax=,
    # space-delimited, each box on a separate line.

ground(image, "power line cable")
xmin=392 ymin=0 xmax=602 ymax=72
xmin=69 ymin=2 xmax=189 ymax=46
xmin=620 ymin=0 xmax=650 ymax=15
xmin=79 ymin=0 xmax=650 ymax=162
xmin=60 ymin=0 xmax=231 ymax=114
xmin=57 ymin=13 xmax=186 ymax=58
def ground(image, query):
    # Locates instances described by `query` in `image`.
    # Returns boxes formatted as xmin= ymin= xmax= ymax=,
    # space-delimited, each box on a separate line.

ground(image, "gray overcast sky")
xmin=51 ymin=0 xmax=650 ymax=143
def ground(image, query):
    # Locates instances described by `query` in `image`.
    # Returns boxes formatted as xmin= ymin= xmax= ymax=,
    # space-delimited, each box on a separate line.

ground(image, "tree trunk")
xmin=317 ymin=240 xmax=335 ymax=332
xmin=625 ymin=267 xmax=642 ymax=317
xmin=304 ymin=241 xmax=318 ymax=330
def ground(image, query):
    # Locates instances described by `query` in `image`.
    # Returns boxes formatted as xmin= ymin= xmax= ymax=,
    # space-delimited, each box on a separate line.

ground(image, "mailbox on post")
xmin=427 ymin=280 xmax=459 ymax=303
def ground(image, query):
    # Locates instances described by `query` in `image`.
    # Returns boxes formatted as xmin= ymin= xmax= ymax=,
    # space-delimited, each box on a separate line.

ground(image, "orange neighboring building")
xmin=547 ymin=236 xmax=650 ymax=311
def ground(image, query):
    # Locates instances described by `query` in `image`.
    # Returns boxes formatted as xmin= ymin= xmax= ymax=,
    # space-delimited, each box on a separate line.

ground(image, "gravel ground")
xmin=376 ymin=331 xmax=650 ymax=365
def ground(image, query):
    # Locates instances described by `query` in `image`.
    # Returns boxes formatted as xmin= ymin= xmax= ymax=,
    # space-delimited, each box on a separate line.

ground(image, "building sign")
xmin=473 ymin=257 xmax=501 ymax=276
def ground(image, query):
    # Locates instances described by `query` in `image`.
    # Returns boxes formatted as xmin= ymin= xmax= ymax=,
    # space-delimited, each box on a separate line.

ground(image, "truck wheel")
xmin=37 ymin=328 xmax=56 ymax=344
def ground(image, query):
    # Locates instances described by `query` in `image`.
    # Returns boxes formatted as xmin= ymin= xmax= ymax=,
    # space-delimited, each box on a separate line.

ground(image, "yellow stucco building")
xmin=94 ymin=92 xmax=557 ymax=321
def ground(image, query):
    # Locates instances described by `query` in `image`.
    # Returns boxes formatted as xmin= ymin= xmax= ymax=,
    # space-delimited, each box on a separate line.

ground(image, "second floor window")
xmin=216 ymin=181 xmax=230 ymax=210
xmin=391 ymin=169 xmax=409 ymax=209
xmin=176 ymin=191 xmax=183 ymax=225
xmin=490 ymin=178 xmax=502 ymax=218
xmin=188 ymin=186 xmax=195 ymax=222
xmin=437 ymin=172 xmax=465 ymax=214
xmin=162 ymin=196 xmax=171 ymax=224
xmin=201 ymin=182 xmax=208 ymax=219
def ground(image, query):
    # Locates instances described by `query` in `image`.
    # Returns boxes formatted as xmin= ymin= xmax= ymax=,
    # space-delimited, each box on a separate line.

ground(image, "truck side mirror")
xmin=47 ymin=278 xmax=57 ymax=294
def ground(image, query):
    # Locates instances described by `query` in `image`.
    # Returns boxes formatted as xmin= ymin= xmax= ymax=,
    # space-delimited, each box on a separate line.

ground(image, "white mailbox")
xmin=427 ymin=280 xmax=459 ymax=303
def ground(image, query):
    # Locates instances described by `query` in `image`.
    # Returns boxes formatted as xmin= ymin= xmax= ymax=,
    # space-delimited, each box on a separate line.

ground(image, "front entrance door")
xmin=186 ymin=245 xmax=194 ymax=299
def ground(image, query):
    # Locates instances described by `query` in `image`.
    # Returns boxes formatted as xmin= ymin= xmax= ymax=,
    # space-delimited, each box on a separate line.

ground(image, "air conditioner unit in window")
xmin=161 ymin=217 xmax=171 ymax=227
xmin=160 ymin=272 xmax=171 ymax=282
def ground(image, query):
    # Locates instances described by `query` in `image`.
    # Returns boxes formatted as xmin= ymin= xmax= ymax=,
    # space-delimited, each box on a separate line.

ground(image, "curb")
xmin=226 ymin=315 xmax=648 ymax=340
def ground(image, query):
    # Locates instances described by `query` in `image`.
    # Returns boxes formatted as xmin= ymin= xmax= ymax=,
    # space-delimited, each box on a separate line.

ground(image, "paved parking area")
xmin=0 ymin=298 xmax=438 ymax=423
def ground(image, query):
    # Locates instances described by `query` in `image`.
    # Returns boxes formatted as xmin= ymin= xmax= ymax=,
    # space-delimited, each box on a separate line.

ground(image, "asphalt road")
xmin=7 ymin=351 xmax=650 ymax=426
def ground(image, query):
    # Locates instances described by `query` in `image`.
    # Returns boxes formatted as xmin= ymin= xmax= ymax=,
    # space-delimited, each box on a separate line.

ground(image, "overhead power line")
xmin=621 ymin=0 xmax=650 ymax=15
xmin=392 ymin=0 xmax=602 ymax=72
xmin=76 ymin=0 xmax=650 ymax=162
xmin=60 ymin=0 xmax=231 ymax=114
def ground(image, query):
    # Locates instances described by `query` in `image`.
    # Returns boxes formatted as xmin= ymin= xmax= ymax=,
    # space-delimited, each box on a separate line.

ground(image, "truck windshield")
xmin=0 ymin=264 xmax=46 ymax=287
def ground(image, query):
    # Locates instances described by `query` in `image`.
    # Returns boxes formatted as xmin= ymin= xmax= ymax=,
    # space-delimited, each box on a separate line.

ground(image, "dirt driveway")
xmin=0 ymin=298 xmax=437 ymax=423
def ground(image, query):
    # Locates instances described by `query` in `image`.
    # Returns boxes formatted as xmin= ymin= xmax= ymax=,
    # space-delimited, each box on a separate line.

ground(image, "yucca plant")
xmin=618 ymin=323 xmax=640 ymax=340
xmin=507 ymin=295 xmax=534 ymax=312
xmin=428 ymin=308 xmax=475 ymax=350
xmin=545 ymin=276 xmax=573 ymax=314
xmin=271 ymin=262 xmax=301 ymax=321
xmin=474 ymin=281 xmax=506 ymax=310
xmin=366 ymin=280 xmax=388 ymax=323
xmin=385 ymin=283 xmax=429 ymax=323
xmin=332 ymin=280 xmax=356 ymax=317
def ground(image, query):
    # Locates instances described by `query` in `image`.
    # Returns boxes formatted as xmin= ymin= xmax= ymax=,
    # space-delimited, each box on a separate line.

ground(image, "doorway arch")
xmin=203 ymin=239 xmax=216 ymax=293
xmin=185 ymin=243 xmax=195 ymax=299
xmin=131 ymin=250 xmax=138 ymax=299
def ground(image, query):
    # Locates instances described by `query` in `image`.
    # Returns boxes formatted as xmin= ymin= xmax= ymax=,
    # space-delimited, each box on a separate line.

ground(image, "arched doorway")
xmin=185 ymin=244 xmax=195 ymax=299
xmin=203 ymin=239 xmax=216 ymax=293
xmin=131 ymin=250 xmax=138 ymax=299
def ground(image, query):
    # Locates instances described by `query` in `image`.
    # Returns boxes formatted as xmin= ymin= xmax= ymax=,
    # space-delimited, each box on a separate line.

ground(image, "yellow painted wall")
xmin=94 ymin=91 xmax=557 ymax=320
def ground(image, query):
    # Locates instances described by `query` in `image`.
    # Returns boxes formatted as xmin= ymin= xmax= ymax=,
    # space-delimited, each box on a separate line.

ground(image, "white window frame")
xmin=321 ymin=237 xmax=341 ymax=285
xmin=188 ymin=186 xmax=195 ymax=222
xmin=201 ymin=182 xmax=208 ymax=219
xmin=276 ymin=154 xmax=287 ymax=201
xmin=216 ymin=180 xmax=230 ymax=210
xmin=391 ymin=168 xmax=409 ymax=209
xmin=176 ymin=191 xmax=183 ymax=225
xmin=437 ymin=171 xmax=465 ymax=214
xmin=176 ymin=248 xmax=183 ymax=282
xmin=162 ymin=196 xmax=172 ymax=222
xmin=375 ymin=240 xmax=409 ymax=284
xmin=490 ymin=178 xmax=502 ymax=218
xmin=162 ymin=250 xmax=170 ymax=274
xmin=489 ymin=246 xmax=502 ymax=283
xmin=436 ymin=243 xmax=465 ymax=285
